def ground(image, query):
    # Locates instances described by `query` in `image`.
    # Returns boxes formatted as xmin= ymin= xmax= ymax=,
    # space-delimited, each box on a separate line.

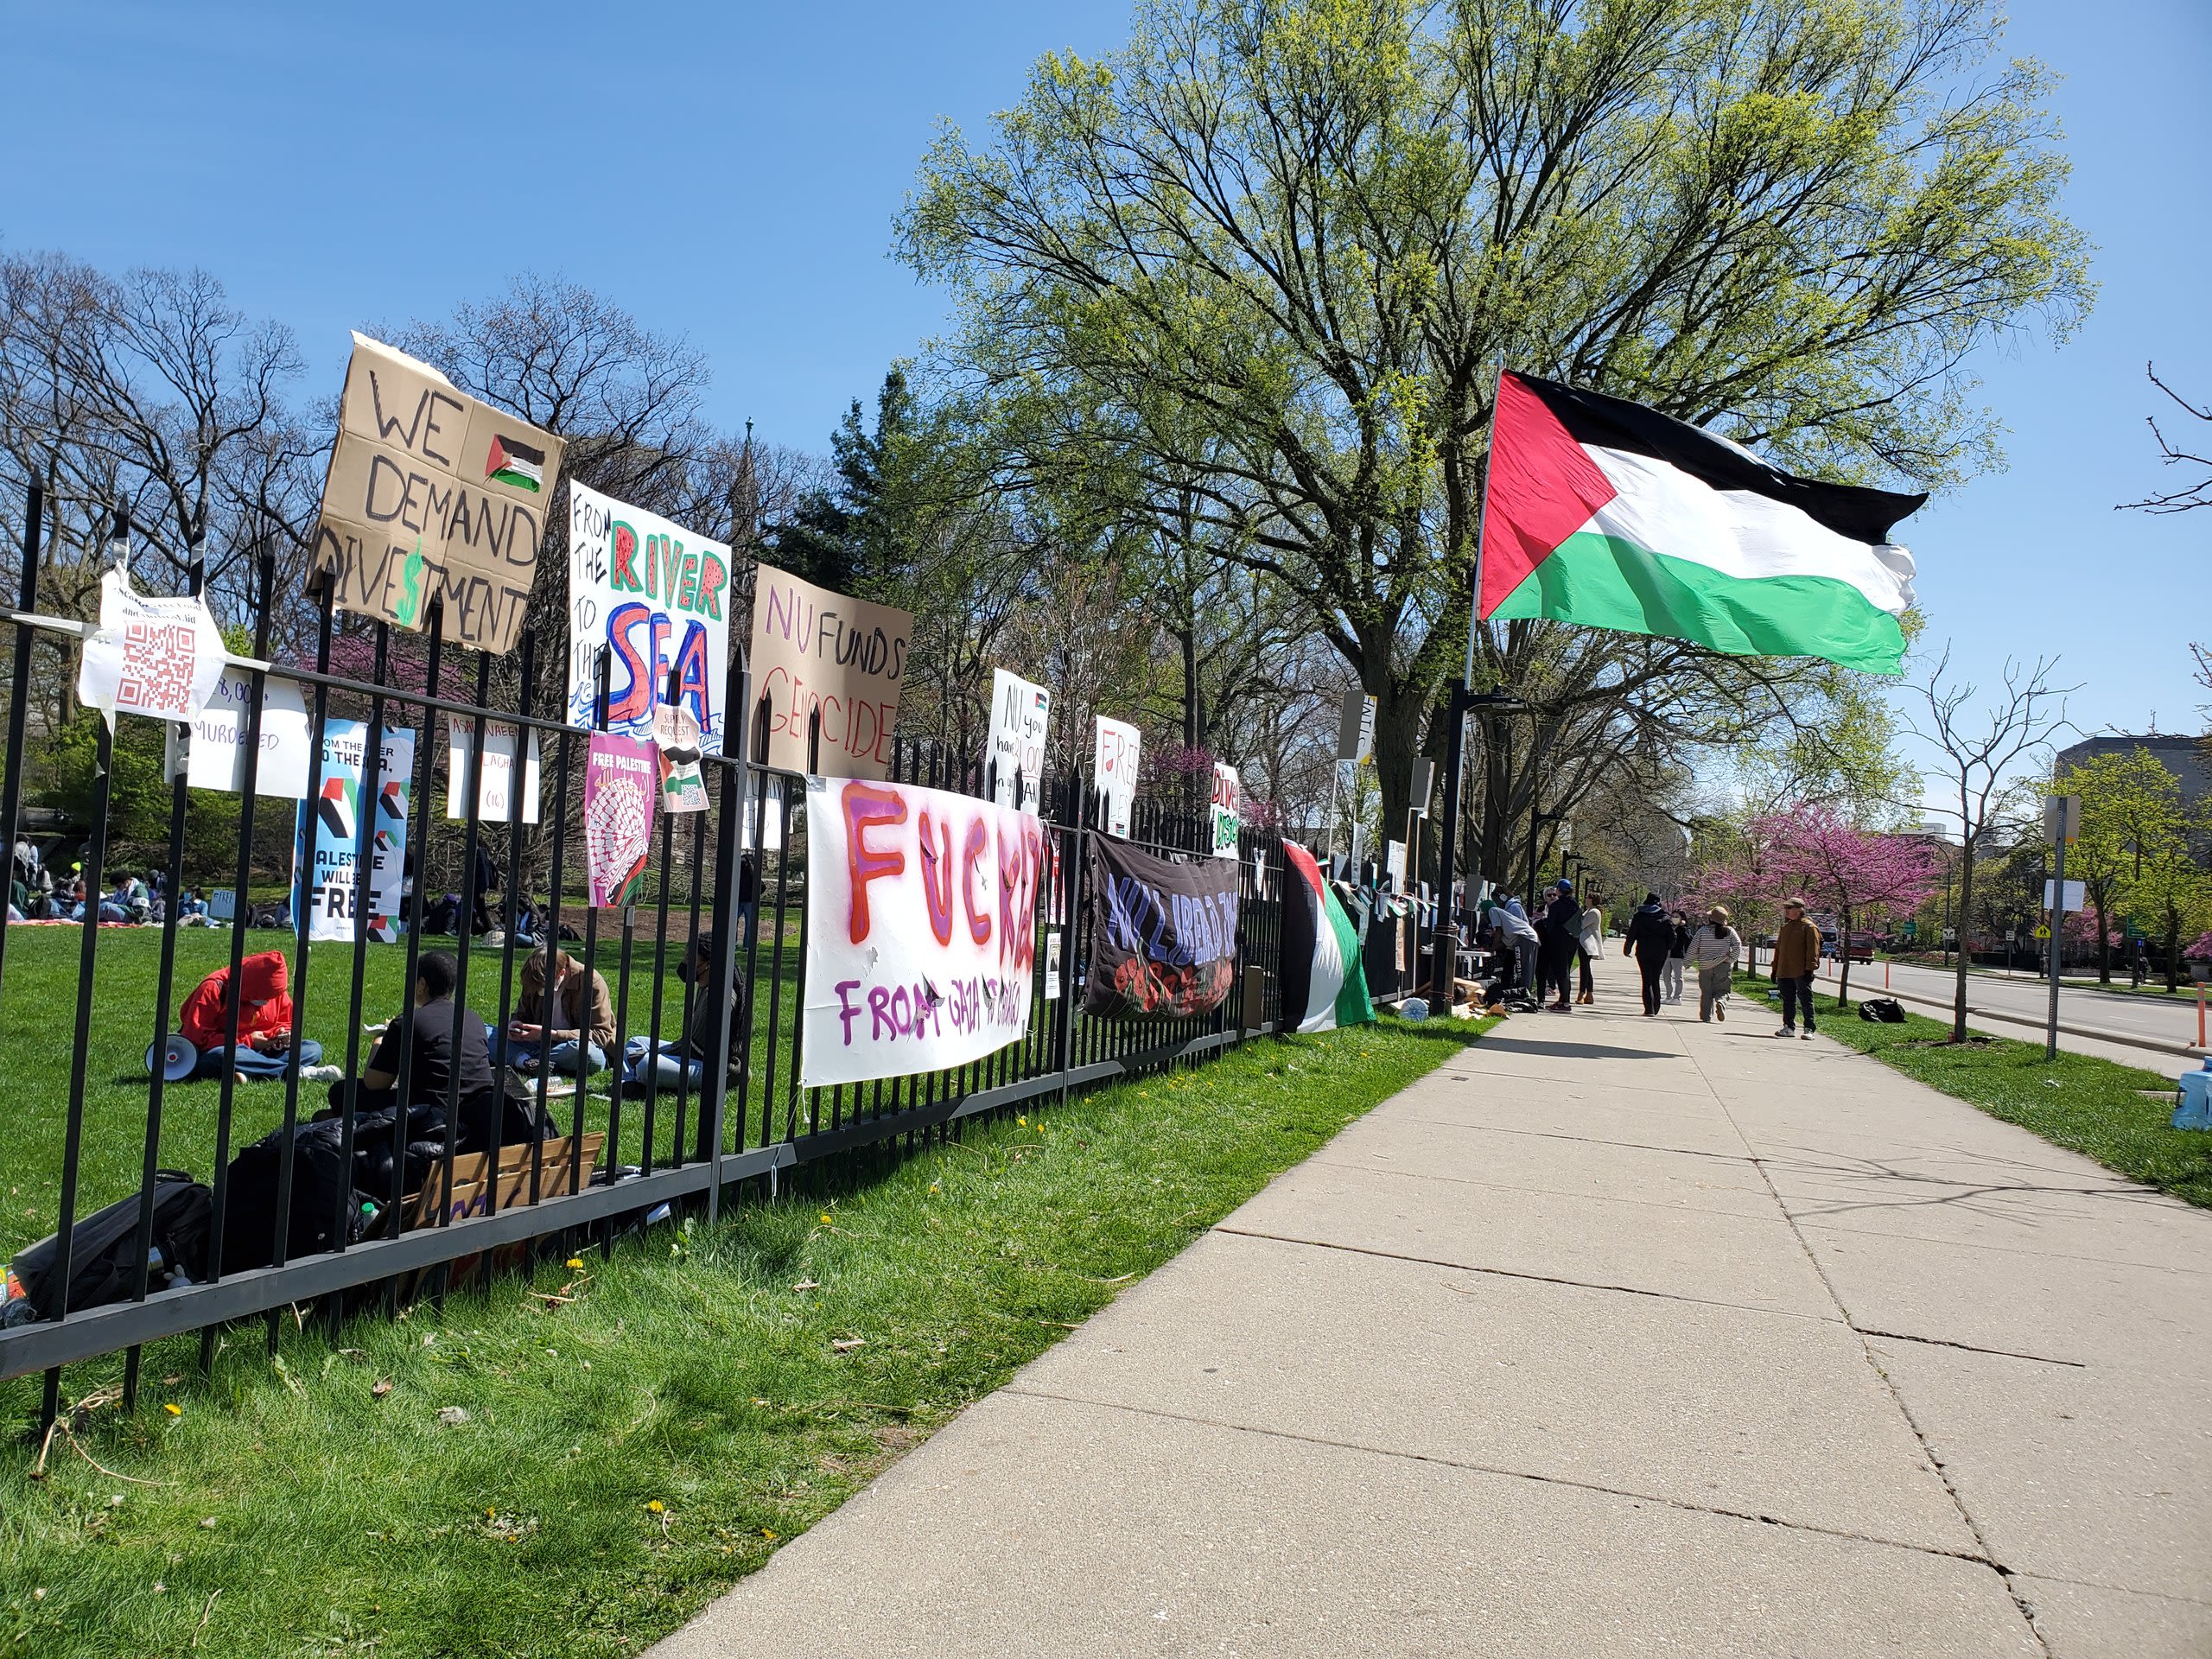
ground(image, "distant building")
xmin=2055 ymin=734 xmax=2210 ymax=807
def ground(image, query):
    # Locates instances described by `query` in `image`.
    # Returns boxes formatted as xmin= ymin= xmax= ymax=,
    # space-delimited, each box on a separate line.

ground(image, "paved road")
xmin=1866 ymin=958 xmax=2202 ymax=1046
xmin=652 ymin=965 xmax=2212 ymax=1658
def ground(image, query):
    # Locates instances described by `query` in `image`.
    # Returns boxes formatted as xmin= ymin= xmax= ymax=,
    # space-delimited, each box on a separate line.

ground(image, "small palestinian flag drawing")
xmin=378 ymin=780 xmax=407 ymax=822
xmin=1481 ymin=372 xmax=1926 ymax=674
xmin=1278 ymin=841 xmax=1373 ymax=1034
xmin=375 ymin=830 xmax=399 ymax=855
xmin=316 ymin=778 xmax=355 ymax=844
xmin=484 ymin=434 xmax=546 ymax=493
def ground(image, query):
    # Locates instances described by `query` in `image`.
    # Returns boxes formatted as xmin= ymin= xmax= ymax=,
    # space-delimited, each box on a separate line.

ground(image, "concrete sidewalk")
xmin=651 ymin=965 xmax=2212 ymax=1658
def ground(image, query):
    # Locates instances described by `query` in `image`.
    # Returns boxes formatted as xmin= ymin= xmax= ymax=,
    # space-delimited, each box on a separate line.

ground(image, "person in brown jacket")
xmin=1771 ymin=896 xmax=1822 ymax=1039
xmin=493 ymin=948 xmax=617 ymax=1076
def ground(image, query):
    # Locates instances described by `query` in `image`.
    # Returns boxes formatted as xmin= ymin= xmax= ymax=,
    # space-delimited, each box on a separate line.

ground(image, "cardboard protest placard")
xmin=984 ymin=666 xmax=1051 ymax=811
xmin=293 ymin=722 xmax=415 ymax=943
xmin=1210 ymin=761 xmax=1241 ymax=859
xmin=583 ymin=733 xmax=657 ymax=906
xmin=653 ymin=702 xmax=709 ymax=814
xmin=445 ymin=717 xmax=543 ymax=824
xmin=76 ymin=566 xmax=229 ymax=728
xmin=749 ymin=561 xmax=911 ymax=778
xmin=1092 ymin=715 xmax=1140 ymax=838
xmin=310 ymin=334 xmax=565 ymax=657
xmin=1082 ymin=836 xmax=1241 ymax=1020
xmin=175 ymin=667 xmax=313 ymax=799
xmin=801 ymin=774 xmax=1045 ymax=1087
xmin=567 ymin=483 xmax=732 ymax=753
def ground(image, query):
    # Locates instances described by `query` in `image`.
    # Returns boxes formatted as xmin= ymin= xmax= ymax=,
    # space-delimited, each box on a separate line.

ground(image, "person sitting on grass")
xmin=328 ymin=950 xmax=496 ymax=1130
xmin=177 ymin=950 xmax=327 ymax=1080
xmin=491 ymin=947 xmax=614 ymax=1077
xmin=620 ymin=929 xmax=741 ymax=1093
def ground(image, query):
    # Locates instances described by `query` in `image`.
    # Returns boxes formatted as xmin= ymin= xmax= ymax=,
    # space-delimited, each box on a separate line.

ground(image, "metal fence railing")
xmin=0 ymin=480 xmax=1287 ymax=1429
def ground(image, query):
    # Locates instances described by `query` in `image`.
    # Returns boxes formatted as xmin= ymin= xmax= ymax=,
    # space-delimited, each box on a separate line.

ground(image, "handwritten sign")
xmin=748 ymin=562 xmax=911 ymax=778
xmin=293 ymin=722 xmax=415 ymax=944
xmin=445 ymin=717 xmax=542 ymax=824
xmin=1211 ymin=761 xmax=1241 ymax=859
xmin=76 ymin=566 xmax=228 ymax=727
xmin=583 ymin=734 xmax=657 ymax=906
xmin=178 ymin=667 xmax=312 ymax=799
xmin=567 ymin=482 xmax=731 ymax=752
xmin=1092 ymin=715 xmax=1140 ymax=838
xmin=310 ymin=334 xmax=566 ymax=656
xmin=654 ymin=702 xmax=709 ymax=814
xmin=801 ymin=774 xmax=1044 ymax=1087
xmin=984 ymin=667 xmax=1051 ymax=811
xmin=1082 ymin=836 xmax=1240 ymax=1020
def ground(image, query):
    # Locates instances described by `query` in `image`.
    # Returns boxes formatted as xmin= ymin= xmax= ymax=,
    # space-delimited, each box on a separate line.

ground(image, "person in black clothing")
xmin=328 ymin=950 xmax=497 ymax=1135
xmin=1624 ymin=892 xmax=1673 ymax=1017
xmin=1541 ymin=880 xmax=1581 ymax=1013
xmin=470 ymin=843 xmax=500 ymax=935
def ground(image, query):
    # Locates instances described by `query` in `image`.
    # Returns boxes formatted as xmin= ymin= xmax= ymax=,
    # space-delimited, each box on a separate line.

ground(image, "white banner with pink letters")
xmin=802 ymin=774 xmax=1046 ymax=1087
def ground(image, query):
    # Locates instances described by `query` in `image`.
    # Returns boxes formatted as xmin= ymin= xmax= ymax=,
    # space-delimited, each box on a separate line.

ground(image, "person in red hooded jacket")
xmin=177 ymin=950 xmax=324 ymax=1080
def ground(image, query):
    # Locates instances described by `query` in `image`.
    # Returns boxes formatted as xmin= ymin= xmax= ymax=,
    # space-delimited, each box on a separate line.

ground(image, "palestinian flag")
xmin=1481 ymin=372 xmax=1924 ymax=674
xmin=316 ymin=778 xmax=354 ymax=843
xmin=484 ymin=434 xmax=545 ymax=493
xmin=1279 ymin=842 xmax=1373 ymax=1034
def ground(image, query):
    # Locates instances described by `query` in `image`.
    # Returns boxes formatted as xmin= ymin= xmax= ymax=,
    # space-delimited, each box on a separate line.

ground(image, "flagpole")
xmin=1430 ymin=361 xmax=1510 ymax=1007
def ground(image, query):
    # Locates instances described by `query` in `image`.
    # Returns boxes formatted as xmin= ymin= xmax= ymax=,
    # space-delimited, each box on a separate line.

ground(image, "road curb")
xmin=1853 ymin=982 xmax=2204 ymax=1059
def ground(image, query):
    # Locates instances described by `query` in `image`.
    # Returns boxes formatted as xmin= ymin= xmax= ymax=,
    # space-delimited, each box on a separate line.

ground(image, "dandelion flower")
xmin=646 ymin=1499 xmax=665 ymax=1514
xmin=162 ymin=1403 xmax=181 ymax=1417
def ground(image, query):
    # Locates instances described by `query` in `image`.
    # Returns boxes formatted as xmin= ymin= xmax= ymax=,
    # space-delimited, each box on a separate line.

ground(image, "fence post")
xmin=698 ymin=653 xmax=748 ymax=1213
xmin=0 ymin=475 xmax=44 ymax=1007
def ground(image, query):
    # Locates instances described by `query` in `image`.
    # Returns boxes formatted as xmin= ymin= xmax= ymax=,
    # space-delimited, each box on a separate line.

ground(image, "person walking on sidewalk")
xmin=1772 ymin=897 xmax=1821 ymax=1039
xmin=1576 ymin=898 xmax=1604 ymax=1005
xmin=1688 ymin=906 xmax=1742 ymax=1022
xmin=1663 ymin=910 xmax=1689 ymax=1005
xmin=1624 ymin=892 xmax=1673 ymax=1017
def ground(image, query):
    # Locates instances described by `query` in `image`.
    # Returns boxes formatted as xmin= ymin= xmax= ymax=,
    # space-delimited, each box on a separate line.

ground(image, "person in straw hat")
xmin=1771 ymin=895 xmax=1823 ymax=1039
xmin=1687 ymin=905 xmax=1743 ymax=1023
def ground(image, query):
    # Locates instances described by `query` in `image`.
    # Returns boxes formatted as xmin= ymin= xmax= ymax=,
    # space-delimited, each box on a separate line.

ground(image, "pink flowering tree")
xmin=1692 ymin=813 xmax=1783 ymax=972
xmin=1761 ymin=804 xmax=1942 ymax=1007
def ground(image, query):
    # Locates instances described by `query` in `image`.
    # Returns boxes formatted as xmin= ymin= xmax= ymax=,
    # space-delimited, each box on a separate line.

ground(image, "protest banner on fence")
xmin=76 ymin=566 xmax=228 ymax=728
xmin=1211 ymin=761 xmax=1241 ymax=859
xmin=445 ymin=717 xmax=542 ymax=823
xmin=984 ymin=667 xmax=1050 ymax=811
xmin=294 ymin=721 xmax=415 ymax=943
xmin=175 ymin=666 xmax=312 ymax=799
xmin=566 ymin=482 xmax=731 ymax=753
xmin=749 ymin=561 xmax=912 ymax=778
xmin=310 ymin=333 xmax=566 ymax=656
xmin=654 ymin=702 xmax=709 ymax=814
xmin=1093 ymin=715 xmax=1140 ymax=837
xmin=801 ymin=774 xmax=1045 ymax=1086
xmin=583 ymin=733 xmax=657 ymax=906
xmin=1081 ymin=836 xmax=1240 ymax=1020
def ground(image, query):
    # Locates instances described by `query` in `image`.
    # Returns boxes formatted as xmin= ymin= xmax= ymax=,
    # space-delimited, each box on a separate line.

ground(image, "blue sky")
xmin=1 ymin=0 xmax=2202 ymax=752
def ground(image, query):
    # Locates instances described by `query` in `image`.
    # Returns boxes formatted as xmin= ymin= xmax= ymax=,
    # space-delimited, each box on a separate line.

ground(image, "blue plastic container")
xmin=2173 ymin=1059 xmax=2212 ymax=1131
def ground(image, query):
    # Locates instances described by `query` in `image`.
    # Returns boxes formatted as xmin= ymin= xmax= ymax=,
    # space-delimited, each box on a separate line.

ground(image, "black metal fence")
xmin=0 ymin=480 xmax=1289 ymax=1428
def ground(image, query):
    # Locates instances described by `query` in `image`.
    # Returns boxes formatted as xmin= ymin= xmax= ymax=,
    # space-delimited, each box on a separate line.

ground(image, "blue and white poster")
xmin=294 ymin=721 xmax=416 ymax=943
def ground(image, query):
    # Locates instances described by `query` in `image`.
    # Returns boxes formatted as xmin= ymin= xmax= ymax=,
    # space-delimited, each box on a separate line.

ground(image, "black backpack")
xmin=1859 ymin=997 xmax=1907 ymax=1024
xmin=219 ymin=1119 xmax=375 ymax=1275
xmin=10 ymin=1172 xmax=213 ymax=1320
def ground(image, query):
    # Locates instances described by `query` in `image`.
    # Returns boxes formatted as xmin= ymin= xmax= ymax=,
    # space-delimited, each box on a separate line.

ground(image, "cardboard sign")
xmin=984 ymin=666 xmax=1051 ymax=811
xmin=1082 ymin=836 xmax=1241 ymax=1020
xmin=76 ymin=566 xmax=228 ymax=727
xmin=293 ymin=722 xmax=416 ymax=944
xmin=583 ymin=733 xmax=657 ymax=906
xmin=800 ymin=774 xmax=1044 ymax=1087
xmin=310 ymin=334 xmax=566 ymax=656
xmin=567 ymin=482 xmax=732 ymax=753
xmin=749 ymin=561 xmax=912 ymax=778
xmin=445 ymin=717 xmax=543 ymax=824
xmin=1211 ymin=761 xmax=1241 ymax=859
xmin=178 ymin=667 xmax=312 ymax=799
xmin=654 ymin=702 xmax=709 ymax=814
xmin=1093 ymin=715 xmax=1140 ymax=838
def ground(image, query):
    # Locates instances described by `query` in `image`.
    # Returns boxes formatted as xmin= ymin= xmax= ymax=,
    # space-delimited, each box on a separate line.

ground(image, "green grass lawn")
xmin=1 ymin=978 xmax=1491 ymax=1659
xmin=0 ymin=923 xmax=797 ymax=1262
xmin=1738 ymin=973 xmax=2211 ymax=1208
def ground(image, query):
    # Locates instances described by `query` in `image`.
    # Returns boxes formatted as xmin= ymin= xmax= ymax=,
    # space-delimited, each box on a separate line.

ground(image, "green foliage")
xmin=28 ymin=713 xmax=244 ymax=886
xmin=2059 ymin=747 xmax=2212 ymax=988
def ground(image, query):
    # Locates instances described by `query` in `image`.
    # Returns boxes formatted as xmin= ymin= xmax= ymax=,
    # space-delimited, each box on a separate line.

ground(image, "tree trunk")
xmin=2094 ymin=896 xmax=2111 ymax=983
xmin=1950 ymin=852 xmax=1976 ymax=1042
xmin=1837 ymin=906 xmax=1853 ymax=1009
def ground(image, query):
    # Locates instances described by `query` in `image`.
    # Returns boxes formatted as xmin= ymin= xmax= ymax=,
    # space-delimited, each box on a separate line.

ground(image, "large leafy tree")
xmin=901 ymin=0 xmax=2089 ymax=863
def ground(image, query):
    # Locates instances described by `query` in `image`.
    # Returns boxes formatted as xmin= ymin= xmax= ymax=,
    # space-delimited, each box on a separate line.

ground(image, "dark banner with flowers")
xmin=1082 ymin=836 xmax=1241 ymax=1019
